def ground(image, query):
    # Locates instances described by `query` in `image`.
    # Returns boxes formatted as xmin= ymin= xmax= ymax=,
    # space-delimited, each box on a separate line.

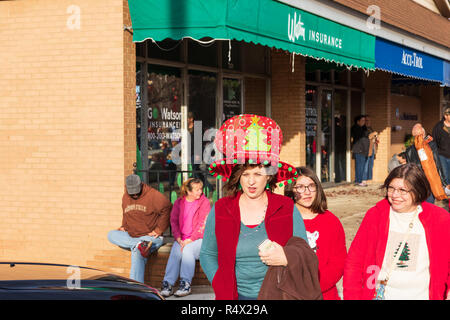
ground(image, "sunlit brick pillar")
xmin=0 ymin=0 xmax=134 ymax=271
xmin=270 ymin=50 xmax=306 ymax=169
xmin=364 ymin=71 xmax=392 ymax=183
xmin=421 ymin=84 xmax=443 ymax=134
xmin=244 ymin=77 xmax=267 ymax=116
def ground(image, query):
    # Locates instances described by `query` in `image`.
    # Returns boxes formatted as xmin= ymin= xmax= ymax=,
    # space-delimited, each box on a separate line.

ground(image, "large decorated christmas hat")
xmin=208 ymin=114 xmax=299 ymax=187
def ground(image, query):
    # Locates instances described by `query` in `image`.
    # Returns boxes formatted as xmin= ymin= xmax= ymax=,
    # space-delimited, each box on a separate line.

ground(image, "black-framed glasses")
xmin=293 ymin=184 xmax=317 ymax=193
xmin=386 ymin=186 xmax=410 ymax=196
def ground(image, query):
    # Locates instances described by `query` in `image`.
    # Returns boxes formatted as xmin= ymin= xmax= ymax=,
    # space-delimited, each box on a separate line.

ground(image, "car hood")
xmin=0 ymin=262 xmax=164 ymax=300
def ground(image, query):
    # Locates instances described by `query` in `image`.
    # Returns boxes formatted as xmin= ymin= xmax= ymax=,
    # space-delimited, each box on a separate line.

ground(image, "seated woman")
xmin=160 ymin=178 xmax=211 ymax=297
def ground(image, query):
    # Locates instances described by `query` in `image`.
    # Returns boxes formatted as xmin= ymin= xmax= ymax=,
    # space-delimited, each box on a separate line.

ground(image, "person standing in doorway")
xmin=351 ymin=115 xmax=369 ymax=187
xmin=362 ymin=115 xmax=379 ymax=184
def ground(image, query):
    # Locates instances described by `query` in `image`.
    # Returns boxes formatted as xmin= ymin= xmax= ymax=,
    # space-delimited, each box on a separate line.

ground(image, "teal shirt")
xmin=199 ymin=204 xmax=307 ymax=298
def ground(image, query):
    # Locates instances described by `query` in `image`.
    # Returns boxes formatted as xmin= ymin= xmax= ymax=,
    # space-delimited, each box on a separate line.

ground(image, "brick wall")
xmin=364 ymin=71 xmax=391 ymax=182
xmin=271 ymin=51 xmax=306 ymax=168
xmin=390 ymin=94 xmax=422 ymax=155
xmin=244 ymin=77 xmax=266 ymax=116
xmin=0 ymin=0 xmax=134 ymax=271
xmin=334 ymin=0 xmax=450 ymax=48
xmin=421 ymin=85 xmax=443 ymax=134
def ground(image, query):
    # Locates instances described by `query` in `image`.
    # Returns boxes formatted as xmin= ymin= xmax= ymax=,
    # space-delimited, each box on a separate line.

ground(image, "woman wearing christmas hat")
xmin=199 ymin=114 xmax=311 ymax=300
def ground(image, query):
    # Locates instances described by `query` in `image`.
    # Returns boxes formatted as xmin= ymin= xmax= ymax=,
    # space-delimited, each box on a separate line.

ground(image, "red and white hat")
xmin=208 ymin=114 xmax=299 ymax=187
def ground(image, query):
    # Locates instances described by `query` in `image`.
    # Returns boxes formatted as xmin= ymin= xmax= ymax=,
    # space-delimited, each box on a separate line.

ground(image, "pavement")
xmin=166 ymin=285 xmax=215 ymax=300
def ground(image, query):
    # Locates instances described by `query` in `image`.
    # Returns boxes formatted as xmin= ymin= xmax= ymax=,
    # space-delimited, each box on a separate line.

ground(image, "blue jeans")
xmin=439 ymin=155 xmax=450 ymax=186
xmin=363 ymin=154 xmax=374 ymax=181
xmin=354 ymin=153 xmax=367 ymax=184
xmin=107 ymin=230 xmax=164 ymax=283
xmin=163 ymin=239 xmax=202 ymax=285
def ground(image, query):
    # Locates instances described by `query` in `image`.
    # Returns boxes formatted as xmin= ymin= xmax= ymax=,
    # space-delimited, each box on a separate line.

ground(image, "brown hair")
xmin=381 ymin=163 xmax=431 ymax=204
xmin=284 ymin=166 xmax=328 ymax=213
xmin=180 ymin=178 xmax=203 ymax=197
xmin=223 ymin=163 xmax=278 ymax=197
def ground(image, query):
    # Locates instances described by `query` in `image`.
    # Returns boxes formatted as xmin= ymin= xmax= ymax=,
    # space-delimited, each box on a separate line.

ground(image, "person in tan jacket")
xmin=108 ymin=174 xmax=172 ymax=283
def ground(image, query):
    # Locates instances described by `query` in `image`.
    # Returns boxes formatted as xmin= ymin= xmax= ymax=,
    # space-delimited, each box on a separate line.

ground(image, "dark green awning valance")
xmin=128 ymin=0 xmax=375 ymax=70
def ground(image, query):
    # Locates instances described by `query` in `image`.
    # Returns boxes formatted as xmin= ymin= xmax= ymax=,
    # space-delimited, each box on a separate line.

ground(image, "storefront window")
xmin=146 ymin=65 xmax=182 ymax=188
xmin=320 ymin=90 xmax=332 ymax=182
xmin=223 ymin=78 xmax=242 ymax=121
xmin=188 ymin=71 xmax=217 ymax=193
xmin=188 ymin=39 xmax=218 ymax=67
xmin=334 ymin=90 xmax=347 ymax=183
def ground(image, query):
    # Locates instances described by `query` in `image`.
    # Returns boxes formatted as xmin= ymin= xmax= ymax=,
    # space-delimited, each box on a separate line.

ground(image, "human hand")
xmin=259 ymin=242 xmax=287 ymax=266
xmin=118 ymin=226 xmax=125 ymax=231
xmin=147 ymin=231 xmax=159 ymax=237
xmin=180 ymin=239 xmax=193 ymax=252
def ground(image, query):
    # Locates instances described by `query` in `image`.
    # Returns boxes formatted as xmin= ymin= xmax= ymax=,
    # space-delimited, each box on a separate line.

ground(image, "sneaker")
xmin=357 ymin=182 xmax=368 ymax=187
xmin=160 ymin=280 xmax=173 ymax=297
xmin=174 ymin=280 xmax=191 ymax=297
xmin=137 ymin=240 xmax=152 ymax=258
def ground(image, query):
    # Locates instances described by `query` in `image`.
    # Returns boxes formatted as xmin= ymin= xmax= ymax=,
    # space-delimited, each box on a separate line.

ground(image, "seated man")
xmin=405 ymin=123 xmax=446 ymax=204
xmin=108 ymin=174 xmax=172 ymax=283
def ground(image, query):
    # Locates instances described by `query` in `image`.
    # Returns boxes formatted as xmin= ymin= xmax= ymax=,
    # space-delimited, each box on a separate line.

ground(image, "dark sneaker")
xmin=174 ymin=280 xmax=191 ymax=297
xmin=137 ymin=240 xmax=152 ymax=258
xmin=160 ymin=280 xmax=173 ymax=297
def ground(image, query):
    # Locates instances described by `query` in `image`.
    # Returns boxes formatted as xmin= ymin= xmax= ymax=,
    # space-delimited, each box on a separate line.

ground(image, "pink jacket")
xmin=170 ymin=194 xmax=211 ymax=242
xmin=343 ymin=199 xmax=450 ymax=300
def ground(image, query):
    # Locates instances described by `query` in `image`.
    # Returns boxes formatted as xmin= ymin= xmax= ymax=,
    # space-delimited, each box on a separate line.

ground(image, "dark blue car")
xmin=0 ymin=262 xmax=164 ymax=300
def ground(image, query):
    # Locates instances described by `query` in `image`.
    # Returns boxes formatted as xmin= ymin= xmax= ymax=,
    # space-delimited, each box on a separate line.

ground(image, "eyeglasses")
xmin=294 ymin=184 xmax=317 ymax=193
xmin=386 ymin=186 xmax=410 ymax=196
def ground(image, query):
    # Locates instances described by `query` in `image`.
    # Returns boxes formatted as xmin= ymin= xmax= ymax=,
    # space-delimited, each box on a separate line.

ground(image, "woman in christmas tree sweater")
xmin=285 ymin=166 xmax=347 ymax=300
xmin=343 ymin=164 xmax=450 ymax=300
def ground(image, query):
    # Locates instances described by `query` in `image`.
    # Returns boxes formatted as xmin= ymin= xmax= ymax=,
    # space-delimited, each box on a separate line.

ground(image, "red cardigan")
xmin=343 ymin=199 xmax=450 ymax=300
xmin=212 ymin=191 xmax=295 ymax=300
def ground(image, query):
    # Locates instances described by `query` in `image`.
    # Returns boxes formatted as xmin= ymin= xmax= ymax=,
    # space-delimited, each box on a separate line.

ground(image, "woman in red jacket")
xmin=199 ymin=114 xmax=309 ymax=300
xmin=344 ymin=163 xmax=450 ymax=300
xmin=285 ymin=166 xmax=347 ymax=300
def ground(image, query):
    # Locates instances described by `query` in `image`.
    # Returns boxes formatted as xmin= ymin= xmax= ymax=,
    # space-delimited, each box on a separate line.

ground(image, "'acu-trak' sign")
xmin=375 ymin=38 xmax=444 ymax=83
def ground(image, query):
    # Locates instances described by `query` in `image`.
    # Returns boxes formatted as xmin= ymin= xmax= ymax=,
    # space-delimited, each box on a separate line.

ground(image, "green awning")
xmin=128 ymin=0 xmax=375 ymax=70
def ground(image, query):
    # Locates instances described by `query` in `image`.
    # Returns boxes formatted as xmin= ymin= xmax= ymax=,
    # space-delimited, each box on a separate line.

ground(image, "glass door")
xmin=223 ymin=78 xmax=242 ymax=121
xmin=146 ymin=65 xmax=182 ymax=191
xmin=334 ymin=90 xmax=348 ymax=183
xmin=320 ymin=90 xmax=333 ymax=182
xmin=188 ymin=71 xmax=217 ymax=197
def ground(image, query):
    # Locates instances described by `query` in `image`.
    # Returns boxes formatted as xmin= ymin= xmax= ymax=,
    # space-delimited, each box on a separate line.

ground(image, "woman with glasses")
xmin=285 ymin=166 xmax=347 ymax=300
xmin=343 ymin=163 xmax=450 ymax=300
